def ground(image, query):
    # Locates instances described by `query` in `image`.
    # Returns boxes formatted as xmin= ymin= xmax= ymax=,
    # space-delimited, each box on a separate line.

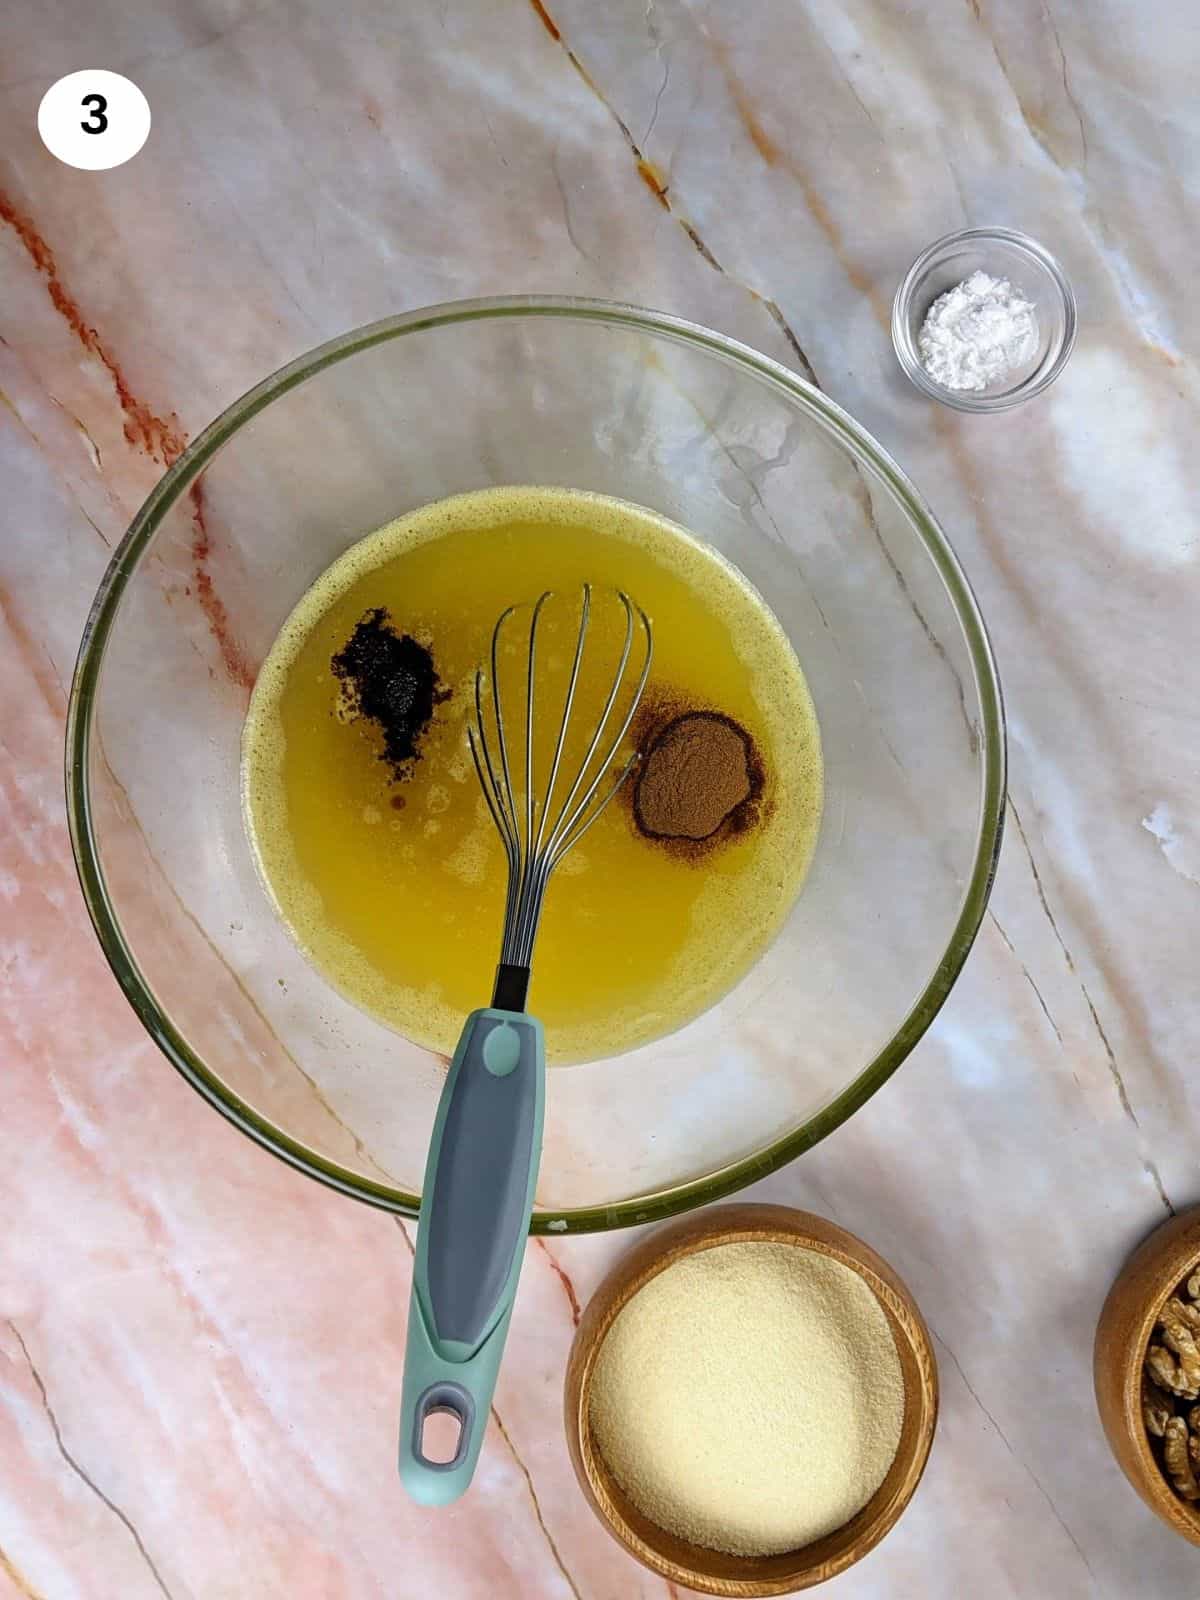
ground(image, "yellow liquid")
xmin=242 ymin=487 xmax=822 ymax=1062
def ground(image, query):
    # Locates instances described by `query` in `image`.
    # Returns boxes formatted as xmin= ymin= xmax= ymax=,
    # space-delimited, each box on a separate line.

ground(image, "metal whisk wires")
xmin=468 ymin=585 xmax=652 ymax=1006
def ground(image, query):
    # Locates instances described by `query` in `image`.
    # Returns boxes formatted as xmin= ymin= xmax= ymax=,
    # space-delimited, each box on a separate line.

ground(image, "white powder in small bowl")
xmin=918 ymin=270 xmax=1038 ymax=392
xmin=588 ymin=1240 xmax=905 ymax=1558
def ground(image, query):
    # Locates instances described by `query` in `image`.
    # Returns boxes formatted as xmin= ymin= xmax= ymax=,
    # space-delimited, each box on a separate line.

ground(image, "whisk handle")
xmin=399 ymin=1007 xmax=545 ymax=1506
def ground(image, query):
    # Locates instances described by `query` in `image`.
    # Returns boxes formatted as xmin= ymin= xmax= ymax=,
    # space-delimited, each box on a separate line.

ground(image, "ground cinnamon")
xmin=634 ymin=710 xmax=758 ymax=843
xmin=331 ymin=608 xmax=447 ymax=779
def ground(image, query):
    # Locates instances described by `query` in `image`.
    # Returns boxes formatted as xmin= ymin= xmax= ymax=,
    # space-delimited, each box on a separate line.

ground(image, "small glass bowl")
xmin=892 ymin=227 xmax=1077 ymax=412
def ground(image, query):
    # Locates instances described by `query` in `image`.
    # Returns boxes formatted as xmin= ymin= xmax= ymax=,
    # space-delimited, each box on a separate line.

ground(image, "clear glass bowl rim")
xmin=891 ymin=226 xmax=1078 ymax=413
xmin=65 ymin=295 xmax=1007 ymax=1233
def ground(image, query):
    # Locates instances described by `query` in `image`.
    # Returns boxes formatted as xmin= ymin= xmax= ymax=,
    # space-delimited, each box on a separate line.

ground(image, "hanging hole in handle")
xmin=422 ymin=1407 xmax=463 ymax=1465
xmin=413 ymin=1382 xmax=475 ymax=1471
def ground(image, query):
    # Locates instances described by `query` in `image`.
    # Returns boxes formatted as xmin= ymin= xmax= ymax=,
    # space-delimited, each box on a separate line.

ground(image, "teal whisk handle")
xmin=399 ymin=1007 xmax=545 ymax=1506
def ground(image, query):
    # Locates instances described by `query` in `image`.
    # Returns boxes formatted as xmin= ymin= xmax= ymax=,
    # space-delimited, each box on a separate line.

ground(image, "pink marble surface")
xmin=3 ymin=1 xmax=1200 ymax=1595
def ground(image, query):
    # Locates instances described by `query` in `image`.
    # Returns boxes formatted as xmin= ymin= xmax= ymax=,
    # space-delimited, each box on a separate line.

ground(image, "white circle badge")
xmin=38 ymin=71 xmax=151 ymax=171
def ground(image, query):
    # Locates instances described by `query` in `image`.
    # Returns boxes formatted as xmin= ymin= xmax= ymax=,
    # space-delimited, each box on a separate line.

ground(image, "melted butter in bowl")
xmin=242 ymin=485 xmax=822 ymax=1063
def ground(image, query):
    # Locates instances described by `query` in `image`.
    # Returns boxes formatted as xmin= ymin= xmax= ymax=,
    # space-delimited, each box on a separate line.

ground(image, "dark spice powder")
xmin=632 ymin=706 xmax=765 ymax=851
xmin=331 ymin=608 xmax=447 ymax=779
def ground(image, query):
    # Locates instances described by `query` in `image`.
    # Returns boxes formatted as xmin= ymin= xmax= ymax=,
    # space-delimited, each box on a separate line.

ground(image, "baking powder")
xmin=918 ymin=270 xmax=1038 ymax=392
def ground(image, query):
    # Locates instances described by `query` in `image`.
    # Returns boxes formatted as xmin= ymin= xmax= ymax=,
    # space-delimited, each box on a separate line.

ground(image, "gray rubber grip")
xmin=425 ymin=1014 xmax=540 ymax=1347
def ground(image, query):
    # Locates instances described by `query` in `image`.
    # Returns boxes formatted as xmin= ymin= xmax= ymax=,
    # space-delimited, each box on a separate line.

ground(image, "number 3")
xmin=80 ymin=93 xmax=108 ymax=135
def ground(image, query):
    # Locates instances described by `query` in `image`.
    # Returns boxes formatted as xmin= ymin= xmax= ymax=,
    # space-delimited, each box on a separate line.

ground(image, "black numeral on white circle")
xmin=40 ymin=71 xmax=150 ymax=169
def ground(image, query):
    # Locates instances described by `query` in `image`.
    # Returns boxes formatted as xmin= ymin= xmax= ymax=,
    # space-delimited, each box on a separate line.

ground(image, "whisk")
xmin=400 ymin=585 xmax=652 ymax=1506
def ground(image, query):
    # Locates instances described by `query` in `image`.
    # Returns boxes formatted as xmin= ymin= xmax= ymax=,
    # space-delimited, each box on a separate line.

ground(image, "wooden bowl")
xmin=563 ymin=1203 xmax=938 ymax=1596
xmin=1095 ymin=1205 xmax=1200 ymax=1543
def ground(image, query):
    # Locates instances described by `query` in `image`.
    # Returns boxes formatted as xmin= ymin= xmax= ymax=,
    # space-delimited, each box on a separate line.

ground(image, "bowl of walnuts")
xmin=1095 ymin=1207 xmax=1200 ymax=1542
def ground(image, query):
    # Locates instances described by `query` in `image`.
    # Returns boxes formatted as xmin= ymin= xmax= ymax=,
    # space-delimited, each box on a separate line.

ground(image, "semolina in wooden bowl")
xmin=1095 ymin=1206 xmax=1200 ymax=1544
xmin=563 ymin=1203 xmax=939 ymax=1596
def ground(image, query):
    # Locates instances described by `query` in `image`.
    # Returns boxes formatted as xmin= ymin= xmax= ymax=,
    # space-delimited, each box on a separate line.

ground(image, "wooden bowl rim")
xmin=564 ymin=1202 xmax=939 ymax=1597
xmin=1095 ymin=1207 xmax=1200 ymax=1542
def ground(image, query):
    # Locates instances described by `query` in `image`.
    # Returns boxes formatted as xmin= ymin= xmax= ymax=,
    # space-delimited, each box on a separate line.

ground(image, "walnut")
xmin=1165 ymin=1297 xmax=1200 ymax=1333
xmin=1148 ymin=1342 xmax=1200 ymax=1401
xmin=1161 ymin=1310 xmax=1200 ymax=1395
xmin=1142 ymin=1267 xmax=1200 ymax=1502
xmin=1143 ymin=1375 xmax=1174 ymax=1437
xmin=1164 ymin=1417 xmax=1200 ymax=1499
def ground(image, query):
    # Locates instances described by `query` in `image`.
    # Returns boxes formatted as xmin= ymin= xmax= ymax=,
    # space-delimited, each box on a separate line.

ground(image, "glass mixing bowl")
xmin=66 ymin=298 xmax=1005 ymax=1232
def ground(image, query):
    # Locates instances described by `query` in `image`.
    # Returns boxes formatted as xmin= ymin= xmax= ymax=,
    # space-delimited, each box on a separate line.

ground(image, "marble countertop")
xmin=3 ymin=1 xmax=1199 ymax=1595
